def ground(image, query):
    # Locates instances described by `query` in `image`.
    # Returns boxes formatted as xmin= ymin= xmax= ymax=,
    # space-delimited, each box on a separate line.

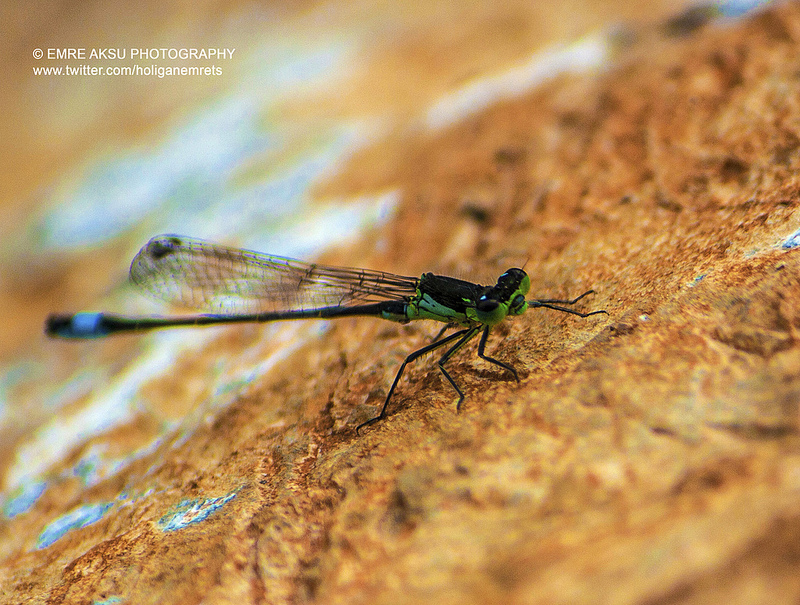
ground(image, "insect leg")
xmin=435 ymin=326 xmax=483 ymax=411
xmin=430 ymin=322 xmax=460 ymax=343
xmin=531 ymin=289 xmax=597 ymax=305
xmin=356 ymin=328 xmax=472 ymax=433
xmin=476 ymin=325 xmax=519 ymax=381
xmin=528 ymin=289 xmax=608 ymax=318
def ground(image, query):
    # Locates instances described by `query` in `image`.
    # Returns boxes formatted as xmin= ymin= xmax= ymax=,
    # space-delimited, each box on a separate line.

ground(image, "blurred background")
xmin=2 ymin=0 xmax=726 ymax=359
xmin=0 ymin=0 xmax=768 ymax=543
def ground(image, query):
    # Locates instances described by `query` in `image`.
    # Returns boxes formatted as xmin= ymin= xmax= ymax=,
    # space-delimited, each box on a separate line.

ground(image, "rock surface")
xmin=3 ymin=3 xmax=800 ymax=604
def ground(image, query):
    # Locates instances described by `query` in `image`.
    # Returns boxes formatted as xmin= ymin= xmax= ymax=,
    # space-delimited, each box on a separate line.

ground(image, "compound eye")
xmin=476 ymin=298 xmax=499 ymax=312
xmin=510 ymin=294 xmax=525 ymax=313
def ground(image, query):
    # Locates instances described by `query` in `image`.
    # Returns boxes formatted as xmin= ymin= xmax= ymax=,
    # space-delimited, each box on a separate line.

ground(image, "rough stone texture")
xmin=4 ymin=2 xmax=800 ymax=604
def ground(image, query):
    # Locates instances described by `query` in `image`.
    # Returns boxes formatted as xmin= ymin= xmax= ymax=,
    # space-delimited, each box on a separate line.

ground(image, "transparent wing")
xmin=129 ymin=235 xmax=420 ymax=314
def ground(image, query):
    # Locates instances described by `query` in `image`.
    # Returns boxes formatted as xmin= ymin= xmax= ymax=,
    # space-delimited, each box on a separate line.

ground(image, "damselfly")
xmin=46 ymin=235 xmax=607 ymax=432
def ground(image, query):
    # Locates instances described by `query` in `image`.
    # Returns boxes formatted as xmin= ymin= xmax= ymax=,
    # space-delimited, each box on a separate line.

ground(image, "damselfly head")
xmin=473 ymin=268 xmax=531 ymax=325
xmin=508 ymin=293 xmax=527 ymax=315
xmin=493 ymin=268 xmax=530 ymax=299
xmin=494 ymin=269 xmax=530 ymax=317
xmin=476 ymin=297 xmax=499 ymax=312
xmin=145 ymin=235 xmax=183 ymax=260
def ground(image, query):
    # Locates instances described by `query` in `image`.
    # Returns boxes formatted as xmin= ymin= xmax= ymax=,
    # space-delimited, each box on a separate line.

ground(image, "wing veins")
xmin=129 ymin=235 xmax=419 ymax=314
